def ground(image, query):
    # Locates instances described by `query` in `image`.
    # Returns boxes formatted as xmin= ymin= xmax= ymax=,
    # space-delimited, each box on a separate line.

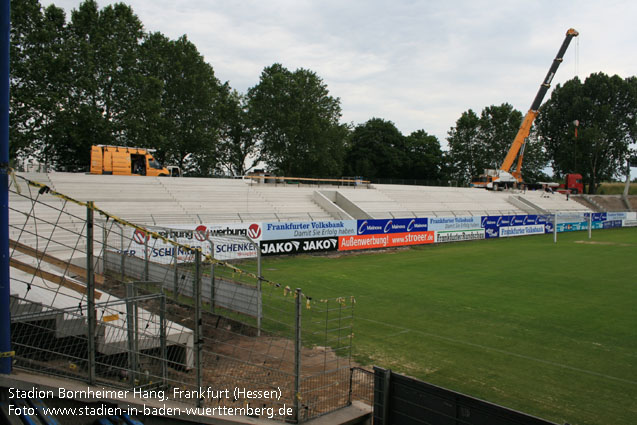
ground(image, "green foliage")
xmin=247 ymin=63 xmax=347 ymax=177
xmin=404 ymin=130 xmax=444 ymax=180
xmin=446 ymin=103 xmax=547 ymax=184
xmin=344 ymin=118 xmax=407 ymax=179
xmin=140 ymin=33 xmax=226 ymax=176
xmin=10 ymin=0 xmax=70 ymax=165
xmin=10 ymin=0 xmax=228 ymax=174
xmin=446 ymin=109 xmax=481 ymax=183
xmin=216 ymin=90 xmax=260 ymax=176
xmin=536 ymin=73 xmax=637 ymax=194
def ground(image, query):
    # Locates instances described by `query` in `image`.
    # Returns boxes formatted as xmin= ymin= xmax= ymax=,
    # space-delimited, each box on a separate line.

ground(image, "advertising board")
xmin=260 ymin=237 xmax=339 ymax=256
xmin=500 ymin=224 xmax=546 ymax=237
xmin=435 ymin=229 xmax=485 ymax=243
xmin=125 ymin=223 xmax=261 ymax=263
xmin=427 ymin=216 xmax=482 ymax=231
xmin=603 ymin=220 xmax=623 ymax=229
xmin=356 ymin=218 xmax=428 ymax=235
xmin=261 ymin=220 xmax=357 ymax=241
xmin=338 ymin=231 xmax=434 ymax=251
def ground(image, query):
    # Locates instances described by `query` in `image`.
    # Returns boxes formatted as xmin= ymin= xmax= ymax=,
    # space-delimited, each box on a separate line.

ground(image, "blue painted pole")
xmin=0 ymin=0 xmax=11 ymax=374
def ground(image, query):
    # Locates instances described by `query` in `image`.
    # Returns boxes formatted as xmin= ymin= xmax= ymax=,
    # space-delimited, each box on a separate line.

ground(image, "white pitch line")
xmin=358 ymin=316 xmax=637 ymax=386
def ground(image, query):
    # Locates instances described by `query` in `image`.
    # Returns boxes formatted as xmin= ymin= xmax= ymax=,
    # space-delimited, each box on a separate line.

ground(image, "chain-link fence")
xmin=7 ymin=174 xmax=359 ymax=422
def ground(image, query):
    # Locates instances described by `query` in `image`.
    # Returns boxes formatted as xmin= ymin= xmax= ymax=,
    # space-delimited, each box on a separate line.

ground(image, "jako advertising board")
xmin=260 ymin=237 xmax=339 ymax=256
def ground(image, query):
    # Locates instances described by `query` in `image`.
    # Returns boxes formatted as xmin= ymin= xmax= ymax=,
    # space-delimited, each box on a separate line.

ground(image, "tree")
xmin=446 ymin=109 xmax=482 ymax=183
xmin=10 ymin=0 xmax=229 ymax=174
xmin=536 ymin=73 xmax=637 ymax=193
xmin=10 ymin=0 xmax=70 ymax=166
xmin=344 ymin=118 xmax=406 ymax=179
xmin=404 ymin=130 xmax=444 ymax=181
xmin=247 ymin=63 xmax=347 ymax=177
xmin=56 ymin=0 xmax=147 ymax=170
xmin=446 ymin=103 xmax=547 ymax=184
xmin=140 ymin=33 xmax=226 ymax=176
xmin=216 ymin=90 xmax=259 ymax=176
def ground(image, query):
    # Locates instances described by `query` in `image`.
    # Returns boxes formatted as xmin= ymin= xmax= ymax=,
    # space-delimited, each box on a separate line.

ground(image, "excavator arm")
xmin=499 ymin=28 xmax=579 ymax=183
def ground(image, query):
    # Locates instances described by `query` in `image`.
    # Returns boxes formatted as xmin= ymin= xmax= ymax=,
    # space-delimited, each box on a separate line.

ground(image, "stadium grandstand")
xmin=6 ymin=171 xmax=636 ymax=424
xmin=12 ymin=172 xmax=600 ymax=226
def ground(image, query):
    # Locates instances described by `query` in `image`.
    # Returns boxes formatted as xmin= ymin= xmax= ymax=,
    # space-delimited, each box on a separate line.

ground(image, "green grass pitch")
xmin=259 ymin=227 xmax=637 ymax=425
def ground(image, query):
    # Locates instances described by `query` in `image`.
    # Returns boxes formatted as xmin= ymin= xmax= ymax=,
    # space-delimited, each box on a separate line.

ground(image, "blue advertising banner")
xmin=603 ymin=220 xmax=623 ymax=229
xmin=481 ymin=215 xmax=500 ymax=239
xmin=482 ymin=214 xmax=549 ymax=238
xmin=356 ymin=218 xmax=428 ymax=235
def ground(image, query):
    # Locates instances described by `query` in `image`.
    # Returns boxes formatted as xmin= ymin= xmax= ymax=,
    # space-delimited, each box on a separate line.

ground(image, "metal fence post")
xmin=86 ymin=202 xmax=96 ymax=385
xmin=382 ymin=368 xmax=392 ymax=425
xmin=294 ymin=288 xmax=302 ymax=423
xmin=126 ymin=283 xmax=137 ymax=386
xmin=257 ymin=243 xmax=262 ymax=336
xmin=208 ymin=240 xmax=215 ymax=313
xmin=194 ymin=249 xmax=203 ymax=408
xmin=101 ymin=220 xmax=107 ymax=275
xmin=173 ymin=243 xmax=179 ymax=300
xmin=553 ymin=212 xmax=558 ymax=243
xmin=160 ymin=290 xmax=167 ymax=387
xmin=116 ymin=223 xmax=125 ymax=281
xmin=144 ymin=234 xmax=149 ymax=281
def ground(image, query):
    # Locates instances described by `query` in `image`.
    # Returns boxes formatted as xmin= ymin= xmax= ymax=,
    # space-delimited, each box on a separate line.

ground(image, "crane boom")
xmin=474 ymin=28 xmax=579 ymax=189
xmin=501 ymin=28 xmax=579 ymax=179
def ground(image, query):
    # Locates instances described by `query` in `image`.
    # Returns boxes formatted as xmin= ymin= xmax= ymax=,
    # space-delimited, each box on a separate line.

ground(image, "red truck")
xmin=552 ymin=173 xmax=584 ymax=194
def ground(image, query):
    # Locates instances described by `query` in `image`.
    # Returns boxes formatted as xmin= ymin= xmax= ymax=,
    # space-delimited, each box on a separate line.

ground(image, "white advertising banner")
xmin=427 ymin=216 xmax=483 ymax=231
xmin=261 ymin=220 xmax=357 ymax=241
xmin=499 ymin=225 xmax=546 ymax=237
xmin=124 ymin=222 xmax=262 ymax=263
xmin=435 ymin=229 xmax=485 ymax=243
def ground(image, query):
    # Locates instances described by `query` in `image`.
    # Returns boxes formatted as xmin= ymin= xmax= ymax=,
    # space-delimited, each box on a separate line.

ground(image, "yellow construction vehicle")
xmin=90 ymin=145 xmax=180 ymax=177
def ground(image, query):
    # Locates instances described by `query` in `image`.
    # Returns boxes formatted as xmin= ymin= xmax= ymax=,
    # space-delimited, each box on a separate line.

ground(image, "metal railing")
xmin=7 ymin=174 xmax=361 ymax=422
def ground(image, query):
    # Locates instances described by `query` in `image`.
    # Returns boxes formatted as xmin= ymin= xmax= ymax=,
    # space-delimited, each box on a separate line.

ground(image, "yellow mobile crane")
xmin=472 ymin=28 xmax=579 ymax=190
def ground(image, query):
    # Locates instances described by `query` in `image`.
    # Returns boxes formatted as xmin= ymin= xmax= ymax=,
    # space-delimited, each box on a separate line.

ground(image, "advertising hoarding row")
xmin=121 ymin=211 xmax=633 ymax=262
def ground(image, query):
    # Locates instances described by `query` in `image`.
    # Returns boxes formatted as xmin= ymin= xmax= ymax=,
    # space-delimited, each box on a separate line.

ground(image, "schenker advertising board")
xmin=123 ymin=223 xmax=262 ymax=263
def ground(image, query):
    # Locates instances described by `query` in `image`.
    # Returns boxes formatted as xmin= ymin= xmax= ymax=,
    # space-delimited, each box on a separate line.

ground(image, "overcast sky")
xmin=43 ymin=0 xmax=637 ymax=148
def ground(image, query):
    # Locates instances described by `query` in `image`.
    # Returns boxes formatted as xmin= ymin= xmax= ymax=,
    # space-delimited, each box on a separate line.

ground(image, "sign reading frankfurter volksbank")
xmin=261 ymin=220 xmax=357 ymax=241
xmin=428 ymin=216 xmax=482 ymax=231
xmin=356 ymin=218 xmax=428 ymax=235
xmin=500 ymin=225 xmax=546 ymax=237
